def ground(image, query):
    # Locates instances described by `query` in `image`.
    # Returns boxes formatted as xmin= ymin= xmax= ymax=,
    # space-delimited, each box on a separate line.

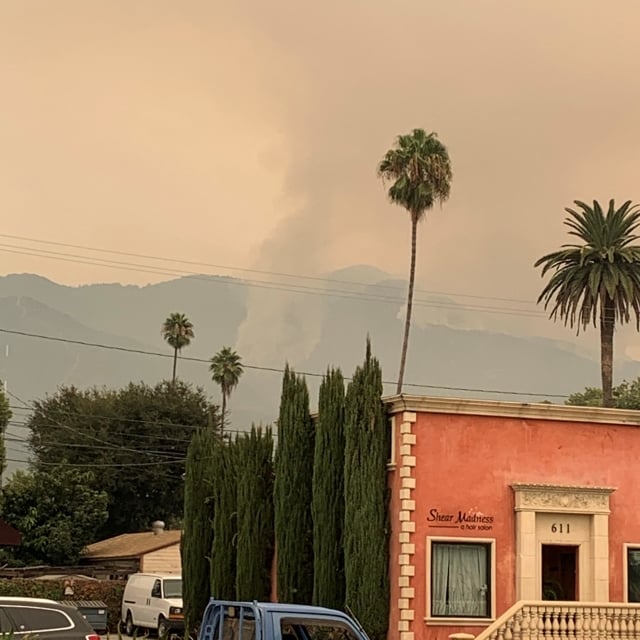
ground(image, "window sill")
xmin=424 ymin=617 xmax=494 ymax=627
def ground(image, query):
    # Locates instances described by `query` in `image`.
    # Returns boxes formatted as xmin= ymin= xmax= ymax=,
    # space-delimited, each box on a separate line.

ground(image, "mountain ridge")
xmin=0 ymin=268 xmax=637 ymax=478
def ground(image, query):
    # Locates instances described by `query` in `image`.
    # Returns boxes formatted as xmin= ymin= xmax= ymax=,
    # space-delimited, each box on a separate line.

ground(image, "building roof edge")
xmin=383 ymin=394 xmax=640 ymax=425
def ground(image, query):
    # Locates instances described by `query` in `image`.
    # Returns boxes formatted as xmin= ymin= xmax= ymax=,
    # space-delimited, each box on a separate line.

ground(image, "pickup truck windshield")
xmin=163 ymin=578 xmax=182 ymax=599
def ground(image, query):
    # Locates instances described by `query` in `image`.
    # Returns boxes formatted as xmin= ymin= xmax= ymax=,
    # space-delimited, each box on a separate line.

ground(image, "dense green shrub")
xmin=210 ymin=442 xmax=238 ymax=600
xmin=274 ymin=366 xmax=315 ymax=604
xmin=235 ymin=426 xmax=274 ymax=601
xmin=182 ymin=422 xmax=219 ymax=632
xmin=343 ymin=340 xmax=390 ymax=640
xmin=312 ymin=367 xmax=346 ymax=609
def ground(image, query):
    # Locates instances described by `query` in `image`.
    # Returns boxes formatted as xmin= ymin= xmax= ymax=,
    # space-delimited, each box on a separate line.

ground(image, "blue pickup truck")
xmin=198 ymin=600 xmax=370 ymax=640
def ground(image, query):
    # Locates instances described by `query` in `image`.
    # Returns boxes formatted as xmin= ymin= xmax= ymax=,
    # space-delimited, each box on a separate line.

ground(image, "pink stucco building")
xmin=386 ymin=395 xmax=640 ymax=640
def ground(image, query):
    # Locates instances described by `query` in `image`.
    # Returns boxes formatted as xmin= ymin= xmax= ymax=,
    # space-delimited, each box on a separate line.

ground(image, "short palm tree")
xmin=535 ymin=200 xmax=640 ymax=407
xmin=378 ymin=129 xmax=453 ymax=393
xmin=209 ymin=346 xmax=244 ymax=433
xmin=161 ymin=312 xmax=195 ymax=383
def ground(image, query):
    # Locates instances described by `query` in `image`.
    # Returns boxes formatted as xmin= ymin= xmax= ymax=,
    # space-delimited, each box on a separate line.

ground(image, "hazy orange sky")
xmin=2 ymin=0 xmax=640 ymax=318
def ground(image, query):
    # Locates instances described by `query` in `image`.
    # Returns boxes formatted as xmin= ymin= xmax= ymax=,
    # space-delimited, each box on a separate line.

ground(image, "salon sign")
xmin=427 ymin=508 xmax=494 ymax=531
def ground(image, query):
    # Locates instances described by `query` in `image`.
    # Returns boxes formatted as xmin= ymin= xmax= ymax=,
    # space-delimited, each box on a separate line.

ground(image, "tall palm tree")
xmin=161 ymin=312 xmax=195 ymax=383
xmin=535 ymin=200 xmax=640 ymax=408
xmin=209 ymin=346 xmax=244 ymax=433
xmin=377 ymin=129 xmax=453 ymax=393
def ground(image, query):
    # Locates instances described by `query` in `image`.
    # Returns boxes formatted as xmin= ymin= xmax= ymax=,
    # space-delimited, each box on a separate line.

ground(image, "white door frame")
xmin=512 ymin=483 xmax=614 ymax=602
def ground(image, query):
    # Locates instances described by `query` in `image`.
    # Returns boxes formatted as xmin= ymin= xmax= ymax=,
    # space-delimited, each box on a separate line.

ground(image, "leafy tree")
xmin=343 ymin=339 xmax=389 ymax=640
xmin=235 ymin=426 xmax=274 ymax=601
xmin=209 ymin=347 xmax=244 ymax=435
xmin=182 ymin=417 xmax=219 ymax=633
xmin=535 ymin=200 xmax=640 ymax=407
xmin=210 ymin=441 xmax=238 ymax=600
xmin=1 ymin=467 xmax=108 ymax=565
xmin=377 ymin=129 xmax=453 ymax=393
xmin=567 ymin=377 xmax=640 ymax=409
xmin=312 ymin=368 xmax=346 ymax=609
xmin=0 ymin=388 xmax=11 ymax=479
xmin=274 ymin=365 xmax=315 ymax=603
xmin=161 ymin=312 xmax=195 ymax=383
xmin=27 ymin=380 xmax=212 ymax=537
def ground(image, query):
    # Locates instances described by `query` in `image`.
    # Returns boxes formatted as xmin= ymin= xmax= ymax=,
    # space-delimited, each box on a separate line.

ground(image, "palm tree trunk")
xmin=396 ymin=214 xmax=418 ymax=394
xmin=600 ymin=296 xmax=615 ymax=408
xmin=221 ymin=392 xmax=227 ymax=437
xmin=172 ymin=347 xmax=178 ymax=383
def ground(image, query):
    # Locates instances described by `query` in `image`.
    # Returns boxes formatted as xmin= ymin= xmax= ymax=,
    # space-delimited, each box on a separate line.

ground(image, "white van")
xmin=121 ymin=572 xmax=183 ymax=636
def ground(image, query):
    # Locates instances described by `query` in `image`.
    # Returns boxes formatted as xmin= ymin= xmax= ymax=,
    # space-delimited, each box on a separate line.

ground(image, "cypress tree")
xmin=181 ymin=419 xmax=218 ymax=632
xmin=210 ymin=440 xmax=238 ymax=600
xmin=235 ymin=426 xmax=275 ymax=601
xmin=274 ymin=365 xmax=315 ymax=603
xmin=344 ymin=339 xmax=390 ymax=640
xmin=312 ymin=367 xmax=346 ymax=609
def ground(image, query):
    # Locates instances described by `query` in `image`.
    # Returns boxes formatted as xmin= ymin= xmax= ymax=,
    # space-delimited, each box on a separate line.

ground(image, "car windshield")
xmin=163 ymin=578 xmax=182 ymax=598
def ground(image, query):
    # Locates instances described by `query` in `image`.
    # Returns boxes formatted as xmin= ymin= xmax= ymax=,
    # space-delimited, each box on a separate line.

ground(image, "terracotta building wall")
xmin=387 ymin=407 xmax=640 ymax=640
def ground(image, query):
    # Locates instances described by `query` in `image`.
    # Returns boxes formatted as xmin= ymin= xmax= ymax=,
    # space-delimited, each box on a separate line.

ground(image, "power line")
xmin=0 ymin=326 xmax=569 ymax=399
xmin=4 ymin=389 xmax=191 ymax=464
xmin=3 ymin=389 xmax=198 ymax=472
xmin=7 ymin=415 xmax=259 ymax=441
xmin=7 ymin=422 xmax=192 ymax=449
xmin=34 ymin=457 xmax=188 ymax=468
xmin=0 ymin=232 xmax=538 ymax=305
xmin=8 ymin=403 xmax=211 ymax=432
xmin=7 ymin=413 xmax=196 ymax=444
xmin=0 ymin=242 xmax=548 ymax=319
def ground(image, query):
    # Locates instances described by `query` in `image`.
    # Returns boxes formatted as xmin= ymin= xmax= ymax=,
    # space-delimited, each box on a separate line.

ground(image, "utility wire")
xmin=7 ymin=416 xmax=261 ymax=442
xmin=5 ymin=390 xmax=189 ymax=463
xmin=0 ymin=243 xmax=547 ymax=319
xmin=0 ymin=326 xmax=569 ymax=399
xmin=7 ymin=414 xmax=196 ymax=444
xmin=0 ymin=232 xmax=538 ymax=305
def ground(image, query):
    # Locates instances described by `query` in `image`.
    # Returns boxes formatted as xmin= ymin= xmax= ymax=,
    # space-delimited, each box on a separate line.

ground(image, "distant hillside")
xmin=0 ymin=269 xmax=638 ymax=478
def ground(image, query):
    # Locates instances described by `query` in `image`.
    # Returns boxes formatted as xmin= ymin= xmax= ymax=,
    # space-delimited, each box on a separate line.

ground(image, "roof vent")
xmin=151 ymin=520 xmax=165 ymax=535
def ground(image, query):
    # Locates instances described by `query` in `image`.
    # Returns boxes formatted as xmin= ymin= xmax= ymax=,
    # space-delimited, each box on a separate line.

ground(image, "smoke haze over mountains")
xmin=2 ymin=4 xmax=640 ymax=399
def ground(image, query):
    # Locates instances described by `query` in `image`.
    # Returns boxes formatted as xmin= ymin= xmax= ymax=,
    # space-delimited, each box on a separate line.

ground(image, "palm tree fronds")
xmin=535 ymin=199 xmax=640 ymax=335
xmin=161 ymin=313 xmax=195 ymax=350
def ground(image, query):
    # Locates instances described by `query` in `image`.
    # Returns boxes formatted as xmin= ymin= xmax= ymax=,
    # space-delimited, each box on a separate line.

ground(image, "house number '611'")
xmin=551 ymin=523 xmax=570 ymax=533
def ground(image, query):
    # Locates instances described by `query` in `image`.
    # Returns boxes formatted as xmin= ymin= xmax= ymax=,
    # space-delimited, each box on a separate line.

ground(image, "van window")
xmin=163 ymin=578 xmax=182 ymax=598
xmin=151 ymin=580 xmax=162 ymax=598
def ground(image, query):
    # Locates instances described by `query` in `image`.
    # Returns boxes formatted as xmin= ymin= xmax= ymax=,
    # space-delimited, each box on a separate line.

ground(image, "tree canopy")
xmin=343 ymin=339 xmax=389 ymax=640
xmin=2 ymin=466 xmax=108 ymax=565
xmin=27 ymin=380 xmax=213 ymax=537
xmin=535 ymin=199 xmax=640 ymax=406
xmin=209 ymin=347 xmax=244 ymax=433
xmin=162 ymin=312 xmax=195 ymax=382
xmin=567 ymin=377 xmax=640 ymax=409
xmin=0 ymin=388 xmax=11 ymax=478
xmin=377 ymin=129 xmax=452 ymax=393
xmin=312 ymin=367 xmax=345 ymax=609
xmin=274 ymin=365 xmax=314 ymax=603
xmin=182 ymin=419 xmax=220 ymax=632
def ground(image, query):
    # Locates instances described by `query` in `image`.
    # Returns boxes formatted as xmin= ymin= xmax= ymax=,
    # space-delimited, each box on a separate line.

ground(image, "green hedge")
xmin=0 ymin=578 xmax=125 ymax=632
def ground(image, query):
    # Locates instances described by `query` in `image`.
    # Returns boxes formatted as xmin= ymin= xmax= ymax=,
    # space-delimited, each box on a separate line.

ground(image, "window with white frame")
xmin=430 ymin=540 xmax=492 ymax=618
xmin=627 ymin=547 xmax=640 ymax=602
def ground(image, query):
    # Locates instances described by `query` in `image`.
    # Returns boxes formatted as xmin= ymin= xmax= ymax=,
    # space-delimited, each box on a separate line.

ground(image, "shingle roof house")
xmin=81 ymin=521 xmax=181 ymax=579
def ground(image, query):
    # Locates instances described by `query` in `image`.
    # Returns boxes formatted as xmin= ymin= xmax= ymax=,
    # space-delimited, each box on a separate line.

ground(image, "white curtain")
xmin=432 ymin=543 xmax=488 ymax=617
